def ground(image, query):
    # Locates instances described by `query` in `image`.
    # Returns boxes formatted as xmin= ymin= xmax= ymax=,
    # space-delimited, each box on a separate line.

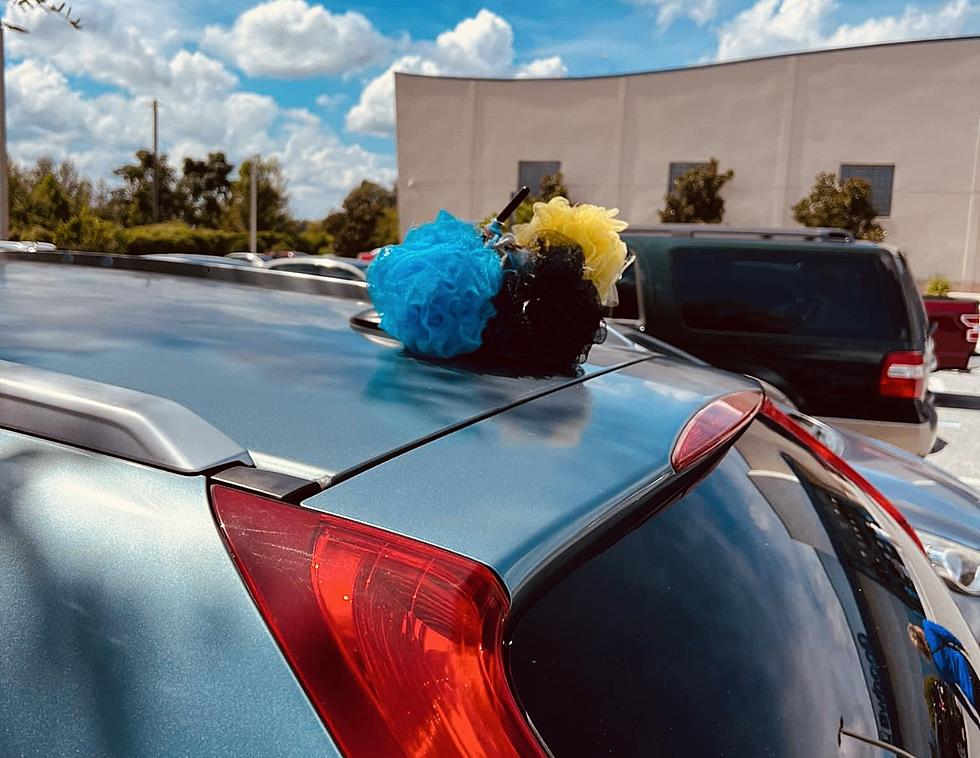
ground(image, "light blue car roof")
xmin=0 ymin=259 xmax=647 ymax=477
xmin=1 ymin=257 xmax=757 ymax=591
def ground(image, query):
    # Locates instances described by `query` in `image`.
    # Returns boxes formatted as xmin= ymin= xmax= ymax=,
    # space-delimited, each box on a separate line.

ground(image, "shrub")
xmin=659 ymin=158 xmax=734 ymax=224
xmin=925 ymin=275 xmax=952 ymax=298
xmin=793 ymin=172 xmax=886 ymax=241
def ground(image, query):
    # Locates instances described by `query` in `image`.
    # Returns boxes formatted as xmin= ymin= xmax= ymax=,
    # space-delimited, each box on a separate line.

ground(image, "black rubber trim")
xmin=325 ymin=354 xmax=652 ymax=488
xmin=211 ymin=465 xmax=322 ymax=503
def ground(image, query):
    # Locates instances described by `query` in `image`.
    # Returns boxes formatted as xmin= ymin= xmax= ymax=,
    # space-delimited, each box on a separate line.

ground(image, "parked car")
xmin=925 ymin=295 xmax=980 ymax=370
xmin=266 ymin=255 xmax=367 ymax=281
xmin=799 ymin=414 xmax=980 ymax=641
xmin=225 ymin=251 xmax=270 ymax=267
xmin=2 ymin=249 xmax=980 ymax=756
xmin=141 ymin=253 xmax=254 ymax=267
xmin=0 ymin=239 xmax=57 ymax=253
xmin=623 ymin=324 xmax=980 ymax=640
xmin=612 ymin=225 xmax=938 ymax=456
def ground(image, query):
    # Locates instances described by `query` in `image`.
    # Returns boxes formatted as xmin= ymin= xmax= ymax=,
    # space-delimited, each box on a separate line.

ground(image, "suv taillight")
xmin=879 ymin=350 xmax=926 ymax=399
xmin=211 ymin=485 xmax=547 ymax=758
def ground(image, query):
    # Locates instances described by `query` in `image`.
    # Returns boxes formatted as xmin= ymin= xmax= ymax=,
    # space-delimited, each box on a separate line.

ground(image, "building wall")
xmin=395 ymin=38 xmax=980 ymax=289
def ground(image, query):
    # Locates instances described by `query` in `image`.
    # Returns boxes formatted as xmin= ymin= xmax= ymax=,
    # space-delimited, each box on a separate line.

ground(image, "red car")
xmin=924 ymin=296 xmax=979 ymax=370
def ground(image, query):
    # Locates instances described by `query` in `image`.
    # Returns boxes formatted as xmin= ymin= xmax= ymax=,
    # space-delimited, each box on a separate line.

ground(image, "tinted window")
xmin=518 ymin=161 xmax=560 ymax=192
xmin=275 ymin=263 xmax=319 ymax=275
xmin=672 ymin=247 xmax=908 ymax=340
xmin=509 ymin=418 xmax=972 ymax=758
xmin=319 ymin=267 xmax=363 ymax=281
xmin=841 ymin=164 xmax=895 ymax=217
xmin=668 ymin=161 xmax=709 ymax=188
xmin=609 ymin=260 xmax=639 ymax=320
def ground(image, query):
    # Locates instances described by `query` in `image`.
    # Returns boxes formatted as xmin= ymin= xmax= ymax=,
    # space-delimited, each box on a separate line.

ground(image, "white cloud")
xmin=315 ymin=93 xmax=347 ymax=110
xmin=827 ymin=0 xmax=975 ymax=46
xmin=202 ymin=0 xmax=390 ymax=78
xmin=716 ymin=0 xmax=832 ymax=60
xmin=2 ymin=6 xmax=394 ymax=218
xmin=345 ymin=56 xmax=441 ymax=138
xmin=716 ymin=0 xmax=979 ymax=61
xmin=515 ymin=56 xmax=568 ymax=78
xmin=630 ymin=0 xmax=719 ymax=28
xmin=278 ymin=113 xmax=396 ymax=217
xmin=346 ymin=9 xmax=567 ymax=137
xmin=2 ymin=0 xmax=186 ymax=92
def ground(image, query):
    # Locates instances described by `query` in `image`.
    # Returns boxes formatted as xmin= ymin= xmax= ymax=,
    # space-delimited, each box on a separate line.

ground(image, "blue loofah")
xmin=367 ymin=210 xmax=503 ymax=358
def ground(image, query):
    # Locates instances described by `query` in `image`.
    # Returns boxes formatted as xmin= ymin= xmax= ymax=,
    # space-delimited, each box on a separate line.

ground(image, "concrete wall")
xmin=395 ymin=38 xmax=980 ymax=289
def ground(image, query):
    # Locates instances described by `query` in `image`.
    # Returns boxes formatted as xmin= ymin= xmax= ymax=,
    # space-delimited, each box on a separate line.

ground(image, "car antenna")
xmin=496 ymin=186 xmax=530 ymax=224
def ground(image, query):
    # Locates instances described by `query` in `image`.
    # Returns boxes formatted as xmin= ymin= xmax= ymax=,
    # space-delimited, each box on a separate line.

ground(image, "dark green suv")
xmin=612 ymin=226 xmax=937 ymax=456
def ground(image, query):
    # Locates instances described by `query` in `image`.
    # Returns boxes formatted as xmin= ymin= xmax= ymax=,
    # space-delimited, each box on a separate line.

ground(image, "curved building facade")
xmin=395 ymin=37 xmax=980 ymax=289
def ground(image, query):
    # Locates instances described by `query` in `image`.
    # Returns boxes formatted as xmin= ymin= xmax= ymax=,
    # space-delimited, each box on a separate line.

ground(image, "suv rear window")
xmin=508 ymin=417 xmax=968 ymax=758
xmin=672 ymin=247 xmax=908 ymax=340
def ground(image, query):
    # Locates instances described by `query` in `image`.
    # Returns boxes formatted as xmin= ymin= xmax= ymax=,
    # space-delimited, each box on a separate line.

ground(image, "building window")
xmin=518 ymin=161 xmax=560 ymax=193
xmin=840 ymin=164 xmax=894 ymax=217
xmin=668 ymin=162 xmax=710 ymax=189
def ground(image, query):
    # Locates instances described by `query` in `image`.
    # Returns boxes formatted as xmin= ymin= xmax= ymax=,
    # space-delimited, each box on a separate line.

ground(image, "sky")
xmin=3 ymin=0 xmax=979 ymax=219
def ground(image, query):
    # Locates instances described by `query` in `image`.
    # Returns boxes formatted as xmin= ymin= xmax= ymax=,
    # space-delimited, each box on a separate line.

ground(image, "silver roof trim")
xmin=0 ymin=250 xmax=370 ymax=301
xmin=0 ymin=360 xmax=254 ymax=474
xmin=625 ymin=225 xmax=854 ymax=243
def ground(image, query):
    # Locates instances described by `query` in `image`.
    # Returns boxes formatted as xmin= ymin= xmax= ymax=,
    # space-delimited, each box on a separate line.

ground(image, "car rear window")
xmin=508 ymin=417 xmax=969 ymax=758
xmin=671 ymin=247 xmax=909 ymax=340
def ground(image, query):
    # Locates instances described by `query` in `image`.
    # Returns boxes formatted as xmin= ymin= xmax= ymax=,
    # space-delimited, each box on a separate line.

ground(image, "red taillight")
xmin=671 ymin=389 xmax=763 ymax=471
xmin=761 ymin=399 xmax=925 ymax=554
xmin=211 ymin=485 xmax=546 ymax=758
xmin=879 ymin=350 xmax=926 ymax=399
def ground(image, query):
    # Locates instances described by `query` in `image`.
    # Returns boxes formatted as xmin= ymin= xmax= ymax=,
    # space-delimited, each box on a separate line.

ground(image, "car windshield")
xmin=508 ymin=416 xmax=971 ymax=757
xmin=670 ymin=247 xmax=909 ymax=340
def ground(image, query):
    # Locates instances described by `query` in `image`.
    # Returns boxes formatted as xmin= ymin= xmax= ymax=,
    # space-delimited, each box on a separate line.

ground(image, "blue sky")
xmin=4 ymin=0 xmax=979 ymax=218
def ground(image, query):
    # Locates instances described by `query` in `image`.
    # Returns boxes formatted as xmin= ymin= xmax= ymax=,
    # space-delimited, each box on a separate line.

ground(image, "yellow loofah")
xmin=512 ymin=197 xmax=629 ymax=305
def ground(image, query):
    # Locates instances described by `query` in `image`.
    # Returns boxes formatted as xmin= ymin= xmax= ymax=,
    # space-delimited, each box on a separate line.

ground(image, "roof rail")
xmin=625 ymin=225 xmax=855 ymax=243
xmin=0 ymin=250 xmax=369 ymax=301
xmin=0 ymin=359 xmax=254 ymax=474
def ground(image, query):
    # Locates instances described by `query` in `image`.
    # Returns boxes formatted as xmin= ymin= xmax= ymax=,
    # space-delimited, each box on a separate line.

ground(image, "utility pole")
xmin=152 ymin=97 xmax=159 ymax=223
xmin=249 ymin=154 xmax=258 ymax=255
xmin=0 ymin=26 xmax=9 ymax=239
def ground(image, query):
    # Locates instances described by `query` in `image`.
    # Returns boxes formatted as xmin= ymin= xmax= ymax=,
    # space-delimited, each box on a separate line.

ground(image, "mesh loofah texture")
xmin=367 ymin=210 xmax=504 ymax=359
xmin=482 ymin=231 xmax=604 ymax=370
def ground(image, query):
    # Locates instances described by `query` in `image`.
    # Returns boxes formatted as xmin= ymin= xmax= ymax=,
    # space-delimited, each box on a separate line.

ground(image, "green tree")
xmin=110 ymin=150 xmax=184 ymax=226
xmin=512 ymin=170 xmax=570 ymax=225
xmin=659 ymin=158 xmax=734 ymax=224
xmin=223 ymin=156 xmax=294 ymax=234
xmin=56 ymin=209 xmax=125 ymax=253
xmin=179 ymin=152 xmax=233 ymax=227
xmin=792 ymin=172 xmax=886 ymax=241
xmin=6 ymin=158 xmax=125 ymax=250
xmin=332 ymin=181 xmax=397 ymax=257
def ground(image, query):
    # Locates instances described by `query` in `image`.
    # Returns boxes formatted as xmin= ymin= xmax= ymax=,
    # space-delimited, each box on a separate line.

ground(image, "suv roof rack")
xmin=0 ymin=250 xmax=369 ymax=301
xmin=0 ymin=359 xmax=254 ymax=474
xmin=626 ymin=225 xmax=855 ymax=243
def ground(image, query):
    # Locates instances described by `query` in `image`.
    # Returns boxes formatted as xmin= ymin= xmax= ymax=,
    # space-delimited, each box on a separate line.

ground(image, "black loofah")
xmin=481 ymin=231 xmax=605 ymax=370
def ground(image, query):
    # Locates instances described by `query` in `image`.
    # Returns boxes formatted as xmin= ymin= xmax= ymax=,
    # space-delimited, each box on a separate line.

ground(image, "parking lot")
xmin=928 ymin=354 xmax=980 ymax=487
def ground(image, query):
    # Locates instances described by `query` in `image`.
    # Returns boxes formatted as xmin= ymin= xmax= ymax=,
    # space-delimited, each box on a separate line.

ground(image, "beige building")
xmin=394 ymin=37 xmax=980 ymax=289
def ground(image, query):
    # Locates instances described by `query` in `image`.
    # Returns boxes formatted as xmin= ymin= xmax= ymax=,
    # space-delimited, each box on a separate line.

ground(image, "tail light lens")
xmin=761 ymin=399 xmax=925 ymax=555
xmin=879 ymin=350 xmax=926 ymax=399
xmin=211 ymin=485 xmax=546 ymax=758
xmin=671 ymin=389 xmax=763 ymax=471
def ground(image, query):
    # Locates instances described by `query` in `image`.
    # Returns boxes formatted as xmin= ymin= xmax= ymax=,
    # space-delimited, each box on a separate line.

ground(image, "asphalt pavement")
xmin=928 ymin=353 xmax=980 ymax=489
